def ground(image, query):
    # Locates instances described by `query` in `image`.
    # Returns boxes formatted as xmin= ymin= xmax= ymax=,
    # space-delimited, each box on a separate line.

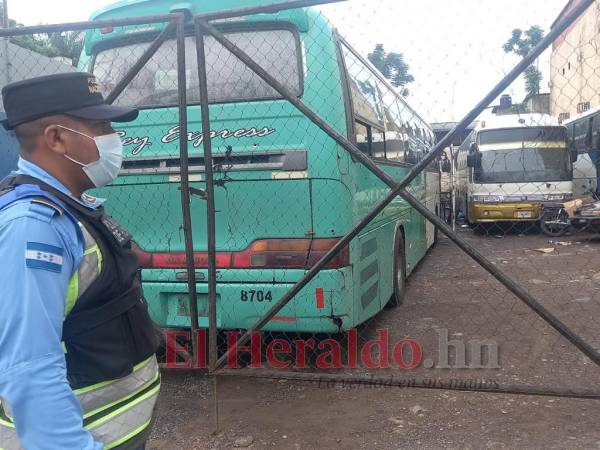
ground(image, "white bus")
xmin=456 ymin=114 xmax=575 ymax=224
xmin=563 ymin=108 xmax=600 ymax=196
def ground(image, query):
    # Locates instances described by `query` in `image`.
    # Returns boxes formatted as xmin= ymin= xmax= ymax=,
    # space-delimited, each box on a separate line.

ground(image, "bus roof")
xmin=86 ymin=0 xmax=312 ymax=55
xmin=90 ymin=0 xmax=310 ymax=22
xmin=338 ymin=35 xmax=432 ymax=132
xmin=563 ymin=107 xmax=600 ymax=125
xmin=476 ymin=113 xmax=560 ymax=132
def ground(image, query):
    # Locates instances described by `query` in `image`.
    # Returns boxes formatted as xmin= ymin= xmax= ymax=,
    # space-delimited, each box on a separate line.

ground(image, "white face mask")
xmin=57 ymin=125 xmax=124 ymax=188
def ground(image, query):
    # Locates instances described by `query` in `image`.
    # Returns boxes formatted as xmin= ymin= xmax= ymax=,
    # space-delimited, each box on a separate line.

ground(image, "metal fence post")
xmin=194 ymin=19 xmax=219 ymax=373
xmin=175 ymin=14 xmax=201 ymax=366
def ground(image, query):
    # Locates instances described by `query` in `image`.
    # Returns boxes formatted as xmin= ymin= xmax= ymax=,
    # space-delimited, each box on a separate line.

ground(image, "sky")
xmin=6 ymin=0 xmax=569 ymax=122
xmin=316 ymin=0 xmax=567 ymax=122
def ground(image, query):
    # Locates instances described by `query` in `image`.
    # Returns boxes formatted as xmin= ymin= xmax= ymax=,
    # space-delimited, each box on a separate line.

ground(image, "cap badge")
xmin=88 ymin=77 xmax=100 ymax=94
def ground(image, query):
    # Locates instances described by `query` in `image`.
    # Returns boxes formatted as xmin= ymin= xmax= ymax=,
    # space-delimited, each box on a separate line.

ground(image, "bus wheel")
xmin=540 ymin=209 xmax=570 ymax=237
xmin=387 ymin=229 xmax=407 ymax=308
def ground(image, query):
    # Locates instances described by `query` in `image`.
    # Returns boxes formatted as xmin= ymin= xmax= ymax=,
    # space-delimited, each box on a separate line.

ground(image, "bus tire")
xmin=387 ymin=228 xmax=407 ymax=308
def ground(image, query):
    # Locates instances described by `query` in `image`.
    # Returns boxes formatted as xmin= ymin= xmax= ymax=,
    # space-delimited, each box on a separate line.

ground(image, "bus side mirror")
xmin=467 ymin=152 xmax=480 ymax=168
xmin=470 ymin=142 xmax=478 ymax=153
xmin=441 ymin=159 xmax=451 ymax=173
xmin=570 ymin=148 xmax=579 ymax=163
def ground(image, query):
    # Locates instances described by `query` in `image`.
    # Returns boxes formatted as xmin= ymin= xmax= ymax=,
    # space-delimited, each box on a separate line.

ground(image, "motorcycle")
xmin=540 ymin=191 xmax=600 ymax=237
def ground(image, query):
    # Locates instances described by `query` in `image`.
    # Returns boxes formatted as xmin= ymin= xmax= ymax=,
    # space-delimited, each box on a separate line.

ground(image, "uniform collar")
xmin=15 ymin=158 xmax=106 ymax=210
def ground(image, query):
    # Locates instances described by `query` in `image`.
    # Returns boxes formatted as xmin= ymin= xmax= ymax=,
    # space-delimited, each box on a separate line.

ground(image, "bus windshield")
xmin=92 ymin=28 xmax=302 ymax=108
xmin=474 ymin=127 xmax=572 ymax=183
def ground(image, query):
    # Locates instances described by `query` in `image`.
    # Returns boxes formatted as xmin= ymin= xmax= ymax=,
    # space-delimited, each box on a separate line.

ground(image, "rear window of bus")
xmin=91 ymin=26 xmax=303 ymax=108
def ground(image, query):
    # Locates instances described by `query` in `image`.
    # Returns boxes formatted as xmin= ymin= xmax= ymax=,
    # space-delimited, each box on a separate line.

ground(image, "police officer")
xmin=0 ymin=73 xmax=161 ymax=450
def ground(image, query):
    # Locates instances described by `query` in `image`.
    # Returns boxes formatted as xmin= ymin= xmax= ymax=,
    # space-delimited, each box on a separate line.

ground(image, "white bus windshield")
xmin=92 ymin=28 xmax=302 ymax=108
xmin=474 ymin=127 xmax=571 ymax=183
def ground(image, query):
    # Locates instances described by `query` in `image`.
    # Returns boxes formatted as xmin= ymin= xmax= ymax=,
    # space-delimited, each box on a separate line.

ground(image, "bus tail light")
xmin=231 ymin=239 xmax=349 ymax=269
xmin=132 ymin=239 xmax=350 ymax=270
xmin=315 ymin=288 xmax=325 ymax=309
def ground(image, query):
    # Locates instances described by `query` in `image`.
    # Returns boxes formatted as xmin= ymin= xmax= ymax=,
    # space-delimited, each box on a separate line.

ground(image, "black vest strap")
xmin=7 ymin=174 xmax=105 ymax=219
xmin=62 ymin=284 xmax=141 ymax=339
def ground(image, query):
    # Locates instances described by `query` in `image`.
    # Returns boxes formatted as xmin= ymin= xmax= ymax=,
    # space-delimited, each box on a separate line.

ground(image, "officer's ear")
xmin=43 ymin=124 xmax=69 ymax=156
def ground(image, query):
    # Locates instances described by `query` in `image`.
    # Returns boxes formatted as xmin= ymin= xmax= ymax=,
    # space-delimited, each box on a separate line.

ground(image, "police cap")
xmin=1 ymin=72 xmax=138 ymax=130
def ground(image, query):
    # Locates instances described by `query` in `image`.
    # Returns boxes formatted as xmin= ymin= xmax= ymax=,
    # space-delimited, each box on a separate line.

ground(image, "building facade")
xmin=550 ymin=0 xmax=600 ymax=122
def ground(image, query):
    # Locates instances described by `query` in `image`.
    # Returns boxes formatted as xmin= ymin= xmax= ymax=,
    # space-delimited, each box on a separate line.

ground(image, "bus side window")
xmin=592 ymin=114 xmax=600 ymax=151
xmin=385 ymin=132 xmax=406 ymax=162
xmin=356 ymin=120 xmax=385 ymax=158
xmin=342 ymin=46 xmax=384 ymax=128
xmin=355 ymin=121 xmax=371 ymax=155
xmin=381 ymin=88 xmax=406 ymax=162
xmin=574 ymin=120 xmax=591 ymax=151
xmin=405 ymin=140 xmax=418 ymax=165
xmin=371 ymin=127 xmax=386 ymax=159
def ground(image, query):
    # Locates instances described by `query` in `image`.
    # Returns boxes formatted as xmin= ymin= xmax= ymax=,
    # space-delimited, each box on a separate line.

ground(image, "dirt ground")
xmin=148 ymin=228 xmax=600 ymax=450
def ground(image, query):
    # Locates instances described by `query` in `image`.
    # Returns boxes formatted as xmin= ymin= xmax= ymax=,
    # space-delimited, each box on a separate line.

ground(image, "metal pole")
xmin=1 ymin=0 xmax=6 ymax=28
xmin=194 ymin=20 xmax=219 ymax=374
xmin=175 ymin=15 xmax=201 ymax=365
xmin=219 ymin=369 xmax=600 ymax=401
xmin=2 ymin=0 xmax=9 ymax=86
xmin=200 ymin=0 xmax=600 ymax=371
xmin=450 ymin=145 xmax=456 ymax=231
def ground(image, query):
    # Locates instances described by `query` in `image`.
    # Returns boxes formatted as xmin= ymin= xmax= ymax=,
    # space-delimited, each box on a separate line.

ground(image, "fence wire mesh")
xmin=188 ymin=0 xmax=600 ymax=400
xmin=2 ymin=0 xmax=599 ymax=411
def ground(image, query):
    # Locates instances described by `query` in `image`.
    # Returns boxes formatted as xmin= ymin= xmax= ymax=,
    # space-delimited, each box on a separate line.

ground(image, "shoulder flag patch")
xmin=25 ymin=242 xmax=64 ymax=273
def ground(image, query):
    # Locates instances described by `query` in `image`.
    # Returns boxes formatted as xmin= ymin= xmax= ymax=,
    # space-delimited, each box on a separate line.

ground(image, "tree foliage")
xmin=368 ymin=44 xmax=415 ymax=97
xmin=502 ymin=26 xmax=545 ymax=97
xmin=1 ymin=11 xmax=84 ymax=66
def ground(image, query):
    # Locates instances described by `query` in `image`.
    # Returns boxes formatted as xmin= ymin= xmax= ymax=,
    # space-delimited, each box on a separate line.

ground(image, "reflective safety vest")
xmin=0 ymin=175 xmax=161 ymax=450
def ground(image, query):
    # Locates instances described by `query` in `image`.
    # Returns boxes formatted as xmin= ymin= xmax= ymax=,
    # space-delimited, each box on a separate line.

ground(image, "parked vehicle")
xmin=563 ymin=108 xmax=600 ymax=196
xmin=455 ymin=114 xmax=575 ymax=225
xmin=540 ymin=190 xmax=600 ymax=236
xmin=79 ymin=0 xmax=440 ymax=333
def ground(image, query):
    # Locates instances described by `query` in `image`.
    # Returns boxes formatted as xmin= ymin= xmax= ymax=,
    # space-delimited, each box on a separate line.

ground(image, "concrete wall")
xmin=0 ymin=42 xmax=76 ymax=112
xmin=525 ymin=94 xmax=550 ymax=115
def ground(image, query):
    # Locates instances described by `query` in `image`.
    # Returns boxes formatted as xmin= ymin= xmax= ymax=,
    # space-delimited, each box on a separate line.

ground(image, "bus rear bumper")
xmin=142 ymin=270 xmax=354 ymax=334
xmin=470 ymin=202 xmax=542 ymax=222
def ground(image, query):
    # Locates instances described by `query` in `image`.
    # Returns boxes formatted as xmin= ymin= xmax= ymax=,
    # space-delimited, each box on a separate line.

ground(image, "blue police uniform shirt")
xmin=0 ymin=158 xmax=105 ymax=450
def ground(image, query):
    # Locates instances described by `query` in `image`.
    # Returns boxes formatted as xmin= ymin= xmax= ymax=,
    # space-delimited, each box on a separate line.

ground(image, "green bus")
xmin=80 ymin=0 xmax=440 ymax=334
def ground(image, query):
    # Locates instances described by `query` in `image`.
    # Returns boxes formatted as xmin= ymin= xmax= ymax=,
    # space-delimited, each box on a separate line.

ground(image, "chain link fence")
xmin=185 ymin=0 xmax=600 ymax=401
xmin=2 ymin=0 xmax=600 ymax=416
